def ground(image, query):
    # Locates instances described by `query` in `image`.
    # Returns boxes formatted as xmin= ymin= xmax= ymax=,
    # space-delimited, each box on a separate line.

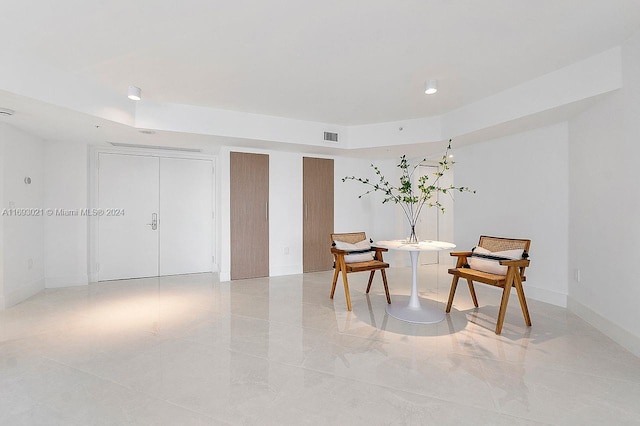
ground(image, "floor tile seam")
xmin=222 ymin=311 xmax=333 ymax=334
xmin=334 ymin=329 xmax=398 ymax=346
xmin=477 ymin=366 xmax=511 ymax=418
xmin=0 ymin=326 xmax=92 ymax=346
xmin=300 ymin=346 xmax=482 ymax=398
xmin=533 ymin=362 xmax=640 ymax=386
xmin=172 ymin=334 xmax=271 ymax=360
xmin=0 ymin=335 xmax=42 ymax=348
xmin=448 ymin=349 xmax=537 ymax=367
xmin=37 ymin=354 xmax=218 ymax=421
xmin=455 ymin=342 xmax=640 ymax=379
xmin=485 ymin=377 xmax=640 ymax=422
xmin=249 ymin=314 xmax=338 ymax=334
xmin=494 ymin=412 xmax=555 ymax=426
xmin=169 ymin=310 xmax=334 ymax=339
xmin=176 ymin=336 xmax=315 ymax=371
xmin=0 ymin=305 xmax=90 ymax=321
xmin=295 ymin=359 xmax=504 ymax=414
xmin=224 ymin=312 xmax=271 ymax=326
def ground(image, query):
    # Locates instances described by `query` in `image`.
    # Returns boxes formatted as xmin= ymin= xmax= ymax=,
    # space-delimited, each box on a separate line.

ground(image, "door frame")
xmin=88 ymin=146 xmax=218 ymax=282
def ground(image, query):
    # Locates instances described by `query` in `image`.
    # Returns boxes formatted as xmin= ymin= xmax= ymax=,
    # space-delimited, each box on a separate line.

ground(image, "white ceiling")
xmin=1 ymin=0 xmax=640 ymax=151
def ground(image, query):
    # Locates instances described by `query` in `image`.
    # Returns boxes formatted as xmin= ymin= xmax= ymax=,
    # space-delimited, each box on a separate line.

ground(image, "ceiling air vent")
xmin=324 ymin=131 xmax=339 ymax=142
xmin=109 ymin=142 xmax=202 ymax=152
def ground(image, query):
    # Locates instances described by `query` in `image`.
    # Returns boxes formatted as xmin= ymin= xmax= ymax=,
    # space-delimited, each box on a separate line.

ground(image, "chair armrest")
xmin=449 ymin=251 xmax=471 ymax=268
xmin=499 ymin=259 xmax=530 ymax=267
xmin=371 ymin=246 xmax=387 ymax=261
xmin=331 ymin=247 xmax=348 ymax=255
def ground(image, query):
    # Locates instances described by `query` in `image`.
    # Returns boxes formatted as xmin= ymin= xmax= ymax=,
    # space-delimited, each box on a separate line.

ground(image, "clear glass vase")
xmin=406 ymin=224 xmax=419 ymax=243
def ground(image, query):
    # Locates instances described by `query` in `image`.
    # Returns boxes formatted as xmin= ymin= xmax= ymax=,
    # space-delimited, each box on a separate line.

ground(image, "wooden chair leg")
xmin=341 ymin=270 xmax=352 ymax=311
xmin=366 ymin=270 xmax=375 ymax=293
xmin=330 ymin=266 xmax=340 ymax=299
xmin=495 ymin=276 xmax=514 ymax=334
xmin=513 ymin=276 xmax=532 ymax=326
xmin=446 ymin=276 xmax=459 ymax=313
xmin=380 ymin=269 xmax=391 ymax=304
xmin=466 ymin=278 xmax=479 ymax=308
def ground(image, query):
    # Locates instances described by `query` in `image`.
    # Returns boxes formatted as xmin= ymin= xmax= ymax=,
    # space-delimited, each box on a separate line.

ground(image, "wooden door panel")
xmin=303 ymin=157 xmax=334 ymax=272
xmin=230 ymin=152 xmax=269 ymax=279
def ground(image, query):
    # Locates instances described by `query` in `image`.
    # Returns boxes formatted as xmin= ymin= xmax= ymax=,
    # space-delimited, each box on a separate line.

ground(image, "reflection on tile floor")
xmin=1 ymin=265 xmax=639 ymax=425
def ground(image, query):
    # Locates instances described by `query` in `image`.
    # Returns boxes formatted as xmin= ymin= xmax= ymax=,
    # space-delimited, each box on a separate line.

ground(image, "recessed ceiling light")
xmin=0 ymin=107 xmax=15 ymax=116
xmin=127 ymin=86 xmax=142 ymax=101
xmin=424 ymin=79 xmax=438 ymax=95
xmin=139 ymin=129 xmax=155 ymax=135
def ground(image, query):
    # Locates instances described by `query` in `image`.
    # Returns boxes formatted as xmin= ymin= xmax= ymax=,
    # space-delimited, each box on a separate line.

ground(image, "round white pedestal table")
xmin=376 ymin=240 xmax=456 ymax=324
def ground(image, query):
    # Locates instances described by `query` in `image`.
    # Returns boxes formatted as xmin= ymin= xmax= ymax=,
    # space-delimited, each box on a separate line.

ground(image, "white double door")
xmin=98 ymin=153 xmax=213 ymax=281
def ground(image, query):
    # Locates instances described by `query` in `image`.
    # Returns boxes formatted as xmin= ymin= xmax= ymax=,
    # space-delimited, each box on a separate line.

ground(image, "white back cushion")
xmin=468 ymin=246 xmax=524 ymax=275
xmin=334 ymin=239 xmax=375 ymax=263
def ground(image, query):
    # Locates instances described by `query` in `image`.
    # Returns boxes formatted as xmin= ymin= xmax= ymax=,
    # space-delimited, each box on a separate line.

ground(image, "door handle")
xmin=147 ymin=213 xmax=158 ymax=230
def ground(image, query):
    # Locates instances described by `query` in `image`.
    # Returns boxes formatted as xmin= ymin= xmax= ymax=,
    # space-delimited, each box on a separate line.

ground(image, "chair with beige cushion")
xmin=446 ymin=235 xmax=531 ymax=334
xmin=330 ymin=232 xmax=391 ymax=311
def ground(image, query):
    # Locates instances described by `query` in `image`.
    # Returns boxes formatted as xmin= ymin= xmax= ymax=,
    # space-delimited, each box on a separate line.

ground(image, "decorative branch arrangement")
xmin=342 ymin=139 xmax=475 ymax=243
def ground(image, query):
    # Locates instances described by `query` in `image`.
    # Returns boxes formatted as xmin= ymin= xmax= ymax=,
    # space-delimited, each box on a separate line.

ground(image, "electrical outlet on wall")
xmin=284 ymin=247 xmax=290 ymax=255
xmin=574 ymin=268 xmax=581 ymax=282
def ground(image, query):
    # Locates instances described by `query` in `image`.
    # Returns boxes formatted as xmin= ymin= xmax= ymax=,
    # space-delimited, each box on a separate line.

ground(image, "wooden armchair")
xmin=330 ymin=232 xmax=391 ymax=311
xmin=446 ymin=236 xmax=531 ymax=334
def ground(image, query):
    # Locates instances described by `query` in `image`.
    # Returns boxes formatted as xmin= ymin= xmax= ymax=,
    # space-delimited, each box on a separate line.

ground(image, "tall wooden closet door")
xmin=230 ymin=152 xmax=269 ymax=279
xmin=303 ymin=157 xmax=334 ymax=272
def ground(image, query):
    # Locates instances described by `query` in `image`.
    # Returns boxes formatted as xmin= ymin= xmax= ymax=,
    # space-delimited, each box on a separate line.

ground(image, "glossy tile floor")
xmin=1 ymin=265 xmax=640 ymax=425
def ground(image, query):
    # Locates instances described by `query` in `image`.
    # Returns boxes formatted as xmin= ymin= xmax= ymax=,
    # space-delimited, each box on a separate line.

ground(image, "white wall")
xmin=567 ymin=30 xmax=640 ymax=356
xmin=269 ymin=152 xmax=303 ymax=276
xmin=44 ymin=142 xmax=89 ymax=287
xmin=335 ymin=156 xmax=400 ymax=264
xmin=454 ymin=123 xmax=570 ymax=307
xmin=335 ymin=157 xmax=384 ymax=235
xmin=0 ymin=123 xmax=45 ymax=308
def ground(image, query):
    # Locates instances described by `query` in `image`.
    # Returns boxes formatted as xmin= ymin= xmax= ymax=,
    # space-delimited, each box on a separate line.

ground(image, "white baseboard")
xmin=269 ymin=264 xmax=302 ymax=277
xmin=524 ymin=286 xmax=567 ymax=307
xmin=45 ymin=274 xmax=89 ymax=288
xmin=568 ymin=297 xmax=640 ymax=358
xmin=219 ymin=265 xmax=301 ymax=281
xmin=3 ymin=277 xmax=45 ymax=308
